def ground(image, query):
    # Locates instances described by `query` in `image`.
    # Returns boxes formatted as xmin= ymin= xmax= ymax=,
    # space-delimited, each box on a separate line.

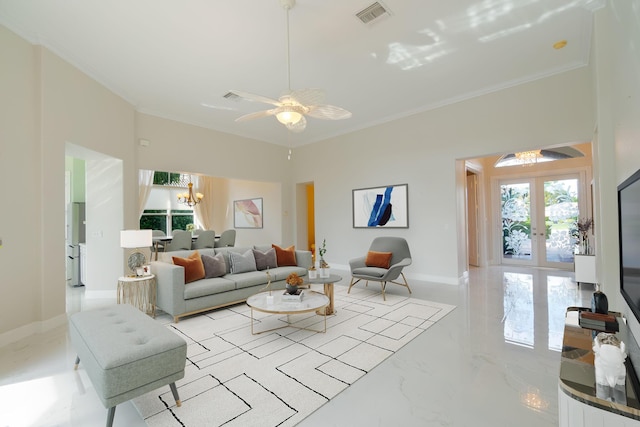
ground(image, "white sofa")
xmin=151 ymin=246 xmax=312 ymax=322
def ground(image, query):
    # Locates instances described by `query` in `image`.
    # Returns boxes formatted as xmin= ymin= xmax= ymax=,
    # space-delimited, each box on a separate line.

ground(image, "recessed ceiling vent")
xmin=356 ymin=2 xmax=391 ymax=25
xmin=223 ymin=91 xmax=241 ymax=101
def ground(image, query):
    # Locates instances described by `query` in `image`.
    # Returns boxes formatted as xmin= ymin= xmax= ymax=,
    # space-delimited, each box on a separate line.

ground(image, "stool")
xmin=69 ymin=304 xmax=187 ymax=427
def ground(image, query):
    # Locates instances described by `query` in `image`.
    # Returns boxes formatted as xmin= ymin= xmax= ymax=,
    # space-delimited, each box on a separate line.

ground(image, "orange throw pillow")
xmin=272 ymin=244 xmax=297 ymax=266
xmin=172 ymin=250 xmax=205 ymax=283
xmin=365 ymin=251 xmax=393 ymax=269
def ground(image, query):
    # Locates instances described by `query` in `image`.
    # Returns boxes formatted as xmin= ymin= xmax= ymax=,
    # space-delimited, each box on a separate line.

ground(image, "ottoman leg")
xmin=169 ymin=382 xmax=182 ymax=407
xmin=106 ymin=406 xmax=116 ymax=427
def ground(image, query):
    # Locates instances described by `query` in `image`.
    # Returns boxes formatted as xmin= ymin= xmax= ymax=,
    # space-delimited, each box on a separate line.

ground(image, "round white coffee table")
xmin=246 ymin=290 xmax=329 ymax=335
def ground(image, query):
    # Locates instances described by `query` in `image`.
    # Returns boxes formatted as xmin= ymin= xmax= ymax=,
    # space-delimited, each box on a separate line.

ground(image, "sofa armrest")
xmin=295 ymin=250 xmax=312 ymax=270
xmin=150 ymin=261 xmax=186 ymax=318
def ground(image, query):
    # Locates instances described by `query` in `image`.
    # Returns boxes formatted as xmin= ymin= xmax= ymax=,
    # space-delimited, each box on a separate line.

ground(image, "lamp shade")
xmin=120 ymin=229 xmax=152 ymax=248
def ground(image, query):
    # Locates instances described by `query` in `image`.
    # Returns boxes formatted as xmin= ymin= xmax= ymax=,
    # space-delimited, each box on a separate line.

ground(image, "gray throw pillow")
xmin=229 ymin=249 xmax=257 ymax=274
xmin=202 ymin=253 xmax=226 ymax=278
xmin=252 ymin=248 xmax=277 ymax=271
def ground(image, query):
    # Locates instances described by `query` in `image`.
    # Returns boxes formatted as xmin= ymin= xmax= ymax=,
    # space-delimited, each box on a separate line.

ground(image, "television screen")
xmin=619 ymin=168 xmax=640 ymax=322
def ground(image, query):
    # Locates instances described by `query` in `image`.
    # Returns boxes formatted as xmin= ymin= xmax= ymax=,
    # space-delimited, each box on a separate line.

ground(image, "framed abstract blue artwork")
xmin=352 ymin=184 xmax=408 ymax=228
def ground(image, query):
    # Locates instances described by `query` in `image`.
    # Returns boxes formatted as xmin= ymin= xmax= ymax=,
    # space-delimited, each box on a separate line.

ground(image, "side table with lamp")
xmin=119 ymin=230 xmax=156 ymax=316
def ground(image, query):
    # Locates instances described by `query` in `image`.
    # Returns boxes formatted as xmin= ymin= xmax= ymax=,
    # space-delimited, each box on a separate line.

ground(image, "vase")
xmin=286 ymin=284 xmax=298 ymax=294
xmin=592 ymin=290 xmax=609 ymax=314
xmin=320 ymin=267 xmax=330 ymax=278
xmin=308 ymin=269 xmax=317 ymax=279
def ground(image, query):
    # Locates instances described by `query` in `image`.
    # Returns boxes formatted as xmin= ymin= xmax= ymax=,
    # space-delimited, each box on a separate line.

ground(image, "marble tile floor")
xmin=0 ymin=265 xmax=593 ymax=427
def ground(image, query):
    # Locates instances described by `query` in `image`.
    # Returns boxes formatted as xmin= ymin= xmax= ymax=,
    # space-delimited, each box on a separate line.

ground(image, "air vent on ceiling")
xmin=223 ymin=91 xmax=240 ymax=100
xmin=356 ymin=2 xmax=391 ymax=25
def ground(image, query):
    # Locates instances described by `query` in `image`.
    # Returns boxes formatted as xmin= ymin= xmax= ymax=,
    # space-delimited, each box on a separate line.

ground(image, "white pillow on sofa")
xmin=229 ymin=249 xmax=257 ymax=274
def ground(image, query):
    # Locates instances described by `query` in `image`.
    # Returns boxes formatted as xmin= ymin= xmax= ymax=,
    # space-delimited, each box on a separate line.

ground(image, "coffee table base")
xmin=250 ymin=310 xmax=327 ymax=335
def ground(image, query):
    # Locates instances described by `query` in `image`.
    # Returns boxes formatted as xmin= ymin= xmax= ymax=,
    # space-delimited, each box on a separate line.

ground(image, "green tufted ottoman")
xmin=69 ymin=304 xmax=187 ymax=427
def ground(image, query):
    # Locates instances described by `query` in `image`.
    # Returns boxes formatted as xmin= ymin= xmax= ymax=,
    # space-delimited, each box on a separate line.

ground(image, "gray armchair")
xmin=348 ymin=236 xmax=412 ymax=301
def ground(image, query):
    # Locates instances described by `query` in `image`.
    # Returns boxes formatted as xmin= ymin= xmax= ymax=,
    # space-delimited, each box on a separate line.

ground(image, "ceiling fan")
xmin=231 ymin=0 xmax=351 ymax=133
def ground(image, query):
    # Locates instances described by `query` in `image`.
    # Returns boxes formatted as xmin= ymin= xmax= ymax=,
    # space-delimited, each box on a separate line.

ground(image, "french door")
xmin=499 ymin=173 xmax=585 ymax=269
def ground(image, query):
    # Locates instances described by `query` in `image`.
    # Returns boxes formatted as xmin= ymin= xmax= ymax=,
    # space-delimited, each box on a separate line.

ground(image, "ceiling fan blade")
xmin=235 ymin=109 xmax=277 ymax=122
xmin=306 ymin=104 xmax=352 ymax=120
xmin=285 ymin=115 xmax=307 ymax=133
xmin=230 ymin=90 xmax=282 ymax=106
xmin=286 ymin=88 xmax=325 ymax=106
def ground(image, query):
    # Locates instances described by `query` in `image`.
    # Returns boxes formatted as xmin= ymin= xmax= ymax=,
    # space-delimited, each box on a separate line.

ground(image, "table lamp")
xmin=120 ymin=229 xmax=152 ymax=276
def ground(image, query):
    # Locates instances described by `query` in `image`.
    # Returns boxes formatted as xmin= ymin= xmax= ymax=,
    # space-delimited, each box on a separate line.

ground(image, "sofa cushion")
xmin=253 ymin=248 xmax=277 ymax=271
xmin=184 ymin=277 xmax=236 ymax=300
xmin=273 ymin=244 xmax=297 ymax=266
xmin=224 ymin=270 xmax=272 ymax=290
xmin=202 ymin=252 xmax=226 ymax=278
xmin=352 ymin=266 xmax=387 ymax=278
xmin=172 ymin=250 xmax=205 ymax=283
xmin=269 ymin=266 xmax=308 ymax=282
xmin=229 ymin=249 xmax=257 ymax=274
xmin=365 ymin=251 xmax=393 ymax=269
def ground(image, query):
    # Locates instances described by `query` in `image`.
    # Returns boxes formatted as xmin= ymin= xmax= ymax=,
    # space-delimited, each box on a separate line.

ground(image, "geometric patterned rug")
xmin=133 ymin=284 xmax=455 ymax=426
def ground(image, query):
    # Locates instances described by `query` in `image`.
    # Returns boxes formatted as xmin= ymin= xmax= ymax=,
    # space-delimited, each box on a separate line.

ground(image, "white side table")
xmin=117 ymin=274 xmax=156 ymax=317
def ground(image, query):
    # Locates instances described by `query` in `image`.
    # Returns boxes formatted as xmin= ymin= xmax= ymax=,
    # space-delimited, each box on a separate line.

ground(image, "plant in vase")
xmin=285 ymin=272 xmax=304 ymax=294
xmin=186 ymin=223 xmax=195 ymax=235
xmin=571 ymin=218 xmax=593 ymax=254
xmin=318 ymin=239 xmax=330 ymax=278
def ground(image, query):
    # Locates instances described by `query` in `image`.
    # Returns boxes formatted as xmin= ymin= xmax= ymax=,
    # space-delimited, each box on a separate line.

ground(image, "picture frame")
xmin=234 ymin=198 xmax=263 ymax=229
xmin=352 ymin=184 xmax=408 ymax=228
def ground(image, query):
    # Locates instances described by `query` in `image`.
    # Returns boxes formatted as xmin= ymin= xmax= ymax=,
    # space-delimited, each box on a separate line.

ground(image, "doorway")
xmin=499 ymin=173 xmax=584 ymax=269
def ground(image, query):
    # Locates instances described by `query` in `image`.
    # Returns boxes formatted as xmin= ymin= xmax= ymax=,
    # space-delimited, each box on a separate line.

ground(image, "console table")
xmin=117 ymin=274 xmax=156 ymax=317
xmin=559 ymin=307 xmax=640 ymax=426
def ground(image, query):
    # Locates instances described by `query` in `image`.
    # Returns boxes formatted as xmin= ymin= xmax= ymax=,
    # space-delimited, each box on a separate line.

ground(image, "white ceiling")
xmin=0 ymin=0 xmax=605 ymax=146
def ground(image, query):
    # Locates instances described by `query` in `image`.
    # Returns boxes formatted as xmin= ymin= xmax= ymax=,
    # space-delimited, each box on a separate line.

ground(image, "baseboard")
xmin=326 ymin=264 xmax=461 ymax=286
xmin=0 ymin=313 xmax=68 ymax=347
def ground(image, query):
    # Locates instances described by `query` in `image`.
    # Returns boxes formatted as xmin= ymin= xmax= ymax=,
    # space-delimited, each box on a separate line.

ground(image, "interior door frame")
xmin=492 ymin=166 xmax=590 ymax=269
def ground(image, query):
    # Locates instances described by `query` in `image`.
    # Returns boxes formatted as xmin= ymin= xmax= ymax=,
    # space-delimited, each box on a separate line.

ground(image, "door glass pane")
xmin=543 ymin=179 xmax=578 ymax=263
xmin=501 ymin=183 xmax=532 ymax=260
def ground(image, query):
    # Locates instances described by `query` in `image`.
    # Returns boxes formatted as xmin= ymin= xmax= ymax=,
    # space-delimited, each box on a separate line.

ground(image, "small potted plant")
xmin=186 ymin=223 xmax=195 ymax=236
xmin=318 ymin=239 xmax=330 ymax=278
xmin=285 ymin=272 xmax=304 ymax=294
xmin=571 ymin=218 xmax=593 ymax=254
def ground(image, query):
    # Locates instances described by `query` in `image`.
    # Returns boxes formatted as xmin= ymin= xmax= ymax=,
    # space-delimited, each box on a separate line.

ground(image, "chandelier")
xmin=514 ymin=150 xmax=542 ymax=166
xmin=177 ymin=182 xmax=203 ymax=207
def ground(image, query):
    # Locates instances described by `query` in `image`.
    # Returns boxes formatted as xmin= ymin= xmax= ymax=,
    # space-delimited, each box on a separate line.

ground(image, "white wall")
xmin=292 ymin=68 xmax=595 ymax=284
xmin=593 ymin=0 xmax=640 ymax=337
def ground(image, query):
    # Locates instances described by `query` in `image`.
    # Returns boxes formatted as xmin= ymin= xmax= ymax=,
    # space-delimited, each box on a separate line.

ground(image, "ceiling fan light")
xmin=276 ymin=110 xmax=302 ymax=125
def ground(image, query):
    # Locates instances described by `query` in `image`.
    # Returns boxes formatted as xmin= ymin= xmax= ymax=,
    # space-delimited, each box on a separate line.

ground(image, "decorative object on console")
xmin=176 ymin=181 xmax=203 ymax=207
xmin=592 ymin=284 xmax=609 ymax=314
xmin=120 ymin=229 xmax=152 ymax=276
xmin=593 ymin=332 xmax=627 ymax=404
xmin=185 ymin=223 xmax=195 ymax=234
xmin=352 ymin=184 xmax=409 ymax=228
